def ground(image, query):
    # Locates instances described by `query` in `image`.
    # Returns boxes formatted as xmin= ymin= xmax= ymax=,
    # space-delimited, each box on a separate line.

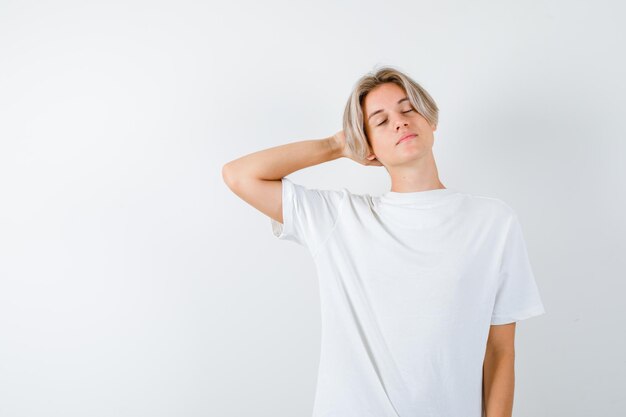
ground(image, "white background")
xmin=1 ymin=0 xmax=624 ymax=416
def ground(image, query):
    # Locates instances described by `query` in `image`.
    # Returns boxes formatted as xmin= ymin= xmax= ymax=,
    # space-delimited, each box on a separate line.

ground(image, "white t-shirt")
xmin=270 ymin=177 xmax=546 ymax=417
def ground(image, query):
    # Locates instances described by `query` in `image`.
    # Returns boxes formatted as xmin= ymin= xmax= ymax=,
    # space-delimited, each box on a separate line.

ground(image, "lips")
xmin=396 ymin=133 xmax=417 ymax=145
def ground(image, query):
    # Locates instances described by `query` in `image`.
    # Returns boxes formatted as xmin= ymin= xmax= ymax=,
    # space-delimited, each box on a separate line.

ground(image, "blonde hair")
xmin=342 ymin=65 xmax=439 ymax=161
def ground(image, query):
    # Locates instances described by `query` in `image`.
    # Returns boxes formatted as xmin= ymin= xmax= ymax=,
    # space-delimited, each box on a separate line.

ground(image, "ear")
xmin=366 ymin=137 xmax=376 ymax=158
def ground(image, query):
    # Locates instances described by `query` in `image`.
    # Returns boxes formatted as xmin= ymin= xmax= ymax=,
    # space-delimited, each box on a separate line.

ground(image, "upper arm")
xmin=486 ymin=322 xmax=516 ymax=356
xmin=490 ymin=210 xmax=546 ymax=325
xmin=222 ymin=169 xmax=284 ymax=224
xmin=223 ymin=166 xmax=346 ymax=254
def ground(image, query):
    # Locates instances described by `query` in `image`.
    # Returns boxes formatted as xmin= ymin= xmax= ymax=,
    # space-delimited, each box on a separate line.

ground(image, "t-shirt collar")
xmin=380 ymin=187 xmax=459 ymax=205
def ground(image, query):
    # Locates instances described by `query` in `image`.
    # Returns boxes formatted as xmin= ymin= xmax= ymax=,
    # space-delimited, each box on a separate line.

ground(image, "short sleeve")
xmin=270 ymin=177 xmax=347 ymax=257
xmin=491 ymin=212 xmax=546 ymax=325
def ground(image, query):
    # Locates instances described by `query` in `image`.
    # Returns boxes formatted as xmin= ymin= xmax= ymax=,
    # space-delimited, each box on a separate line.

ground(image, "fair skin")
xmin=484 ymin=322 xmax=516 ymax=417
xmin=361 ymin=81 xmax=446 ymax=193
xmin=222 ymin=82 xmax=516 ymax=417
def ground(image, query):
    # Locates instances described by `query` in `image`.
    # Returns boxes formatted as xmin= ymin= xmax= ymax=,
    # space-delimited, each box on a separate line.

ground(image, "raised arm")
xmin=221 ymin=136 xmax=344 ymax=224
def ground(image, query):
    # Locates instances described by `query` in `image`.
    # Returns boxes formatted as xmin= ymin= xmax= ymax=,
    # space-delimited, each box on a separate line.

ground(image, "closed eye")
xmin=377 ymin=109 xmax=414 ymax=126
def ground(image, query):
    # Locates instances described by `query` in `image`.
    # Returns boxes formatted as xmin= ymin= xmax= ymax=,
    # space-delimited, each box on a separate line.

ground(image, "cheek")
xmin=371 ymin=136 xmax=395 ymax=155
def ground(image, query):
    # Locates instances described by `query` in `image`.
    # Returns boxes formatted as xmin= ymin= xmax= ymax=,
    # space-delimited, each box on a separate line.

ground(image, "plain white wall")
xmin=1 ymin=0 xmax=624 ymax=416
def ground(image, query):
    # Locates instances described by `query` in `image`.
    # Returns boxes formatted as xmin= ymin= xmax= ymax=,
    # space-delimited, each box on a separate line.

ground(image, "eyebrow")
xmin=367 ymin=97 xmax=410 ymax=122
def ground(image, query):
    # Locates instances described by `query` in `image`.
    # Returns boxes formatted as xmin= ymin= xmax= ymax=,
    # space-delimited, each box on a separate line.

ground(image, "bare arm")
xmin=221 ymin=136 xmax=344 ymax=224
xmin=222 ymin=136 xmax=343 ymax=182
xmin=483 ymin=323 xmax=516 ymax=417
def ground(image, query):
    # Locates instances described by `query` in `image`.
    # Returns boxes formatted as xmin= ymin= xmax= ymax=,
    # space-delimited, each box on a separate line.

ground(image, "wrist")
xmin=326 ymin=136 xmax=344 ymax=160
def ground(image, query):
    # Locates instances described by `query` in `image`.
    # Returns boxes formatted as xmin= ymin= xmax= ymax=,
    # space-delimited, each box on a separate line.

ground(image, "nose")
xmin=395 ymin=119 xmax=409 ymax=130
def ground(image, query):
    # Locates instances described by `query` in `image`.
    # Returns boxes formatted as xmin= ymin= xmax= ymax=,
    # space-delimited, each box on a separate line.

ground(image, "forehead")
xmin=363 ymin=82 xmax=407 ymax=110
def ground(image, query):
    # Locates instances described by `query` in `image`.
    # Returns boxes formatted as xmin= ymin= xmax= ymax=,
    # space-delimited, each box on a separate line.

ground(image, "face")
xmin=363 ymin=82 xmax=437 ymax=167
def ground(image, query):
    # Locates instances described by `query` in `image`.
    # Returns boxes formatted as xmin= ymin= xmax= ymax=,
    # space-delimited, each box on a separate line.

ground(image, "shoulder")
xmin=282 ymin=177 xmax=348 ymax=203
xmin=340 ymin=188 xmax=379 ymax=209
xmin=454 ymin=190 xmax=519 ymax=223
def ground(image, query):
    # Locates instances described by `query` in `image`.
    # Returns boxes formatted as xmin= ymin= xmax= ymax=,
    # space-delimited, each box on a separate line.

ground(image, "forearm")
xmin=223 ymin=137 xmax=343 ymax=182
xmin=483 ymin=351 xmax=515 ymax=417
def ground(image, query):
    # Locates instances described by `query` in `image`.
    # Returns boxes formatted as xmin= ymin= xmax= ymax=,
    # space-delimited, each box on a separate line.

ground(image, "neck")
xmin=387 ymin=151 xmax=445 ymax=192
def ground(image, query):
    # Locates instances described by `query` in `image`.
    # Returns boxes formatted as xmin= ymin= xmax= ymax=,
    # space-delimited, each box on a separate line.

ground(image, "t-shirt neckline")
xmin=380 ymin=187 xmax=459 ymax=205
